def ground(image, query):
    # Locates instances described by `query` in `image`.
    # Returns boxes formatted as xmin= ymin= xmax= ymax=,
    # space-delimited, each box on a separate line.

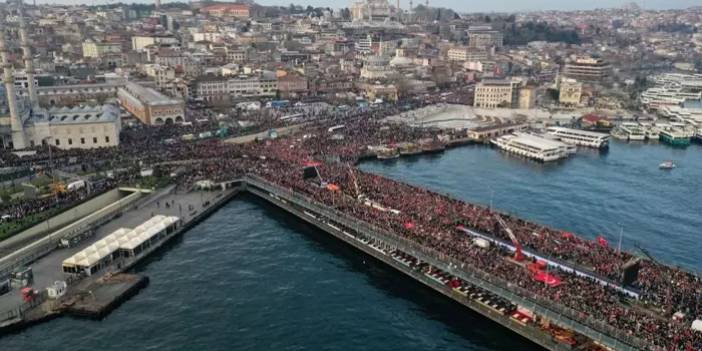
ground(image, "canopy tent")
xmin=62 ymin=227 xmax=131 ymax=274
xmin=62 ymin=215 xmax=181 ymax=275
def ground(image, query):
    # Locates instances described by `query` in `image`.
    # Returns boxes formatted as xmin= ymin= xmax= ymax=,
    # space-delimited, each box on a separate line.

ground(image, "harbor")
xmin=0 ymin=186 xmax=241 ymax=331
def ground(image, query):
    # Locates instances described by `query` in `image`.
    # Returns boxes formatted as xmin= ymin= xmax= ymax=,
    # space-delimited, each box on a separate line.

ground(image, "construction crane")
xmin=495 ymin=214 xmax=525 ymax=262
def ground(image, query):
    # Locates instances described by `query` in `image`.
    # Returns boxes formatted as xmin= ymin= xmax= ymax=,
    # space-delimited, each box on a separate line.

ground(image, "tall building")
xmin=194 ymin=72 xmax=278 ymax=104
xmin=468 ymin=26 xmax=504 ymax=49
xmin=562 ymin=57 xmax=611 ymax=83
xmin=82 ymin=39 xmax=123 ymax=59
xmin=473 ymin=79 xmax=520 ymax=109
xmin=447 ymin=47 xmax=489 ymax=62
xmin=351 ymin=0 xmax=391 ymax=22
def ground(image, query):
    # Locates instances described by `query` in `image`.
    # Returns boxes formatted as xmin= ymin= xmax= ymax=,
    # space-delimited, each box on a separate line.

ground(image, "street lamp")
xmin=41 ymin=136 xmax=57 ymax=206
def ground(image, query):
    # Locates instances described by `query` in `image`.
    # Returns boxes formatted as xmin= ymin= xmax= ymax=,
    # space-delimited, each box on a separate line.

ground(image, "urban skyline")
xmin=31 ymin=0 xmax=702 ymax=12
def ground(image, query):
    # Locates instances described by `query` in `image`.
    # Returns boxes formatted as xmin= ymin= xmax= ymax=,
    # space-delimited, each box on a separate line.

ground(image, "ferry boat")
xmin=397 ymin=143 xmax=423 ymax=156
xmin=546 ymin=127 xmax=609 ymax=149
xmin=645 ymin=127 xmax=660 ymax=142
xmin=376 ymin=147 xmax=400 ymax=160
xmin=419 ymin=139 xmax=447 ymax=154
xmin=491 ymin=133 xmax=574 ymax=162
xmin=659 ymin=128 xmax=691 ymax=147
xmin=376 ymin=150 xmax=400 ymax=161
xmin=618 ymin=123 xmax=646 ymax=141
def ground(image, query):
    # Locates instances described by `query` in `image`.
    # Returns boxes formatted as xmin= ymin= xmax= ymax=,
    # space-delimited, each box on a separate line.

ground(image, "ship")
xmin=376 ymin=147 xmax=400 ymax=160
xmin=618 ymin=123 xmax=646 ymax=141
xmin=546 ymin=127 xmax=609 ymax=149
xmin=659 ymin=128 xmax=691 ymax=147
xmin=419 ymin=139 xmax=447 ymax=154
xmin=397 ymin=142 xmax=423 ymax=156
xmin=491 ymin=133 xmax=575 ymax=162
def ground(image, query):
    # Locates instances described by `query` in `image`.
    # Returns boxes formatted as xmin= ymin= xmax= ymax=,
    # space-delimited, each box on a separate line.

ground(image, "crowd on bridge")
xmin=224 ymin=117 xmax=701 ymax=350
xmin=1 ymin=93 xmax=700 ymax=350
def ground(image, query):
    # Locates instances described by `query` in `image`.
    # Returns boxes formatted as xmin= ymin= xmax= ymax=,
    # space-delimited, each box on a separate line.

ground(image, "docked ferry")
xmin=618 ymin=123 xmax=646 ymax=141
xmin=546 ymin=127 xmax=609 ymax=149
xmin=659 ymin=128 xmax=691 ymax=147
xmin=491 ymin=133 xmax=575 ymax=162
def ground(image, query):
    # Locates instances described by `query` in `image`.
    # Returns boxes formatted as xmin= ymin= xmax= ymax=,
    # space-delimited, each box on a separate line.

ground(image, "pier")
xmin=0 ymin=185 xmax=242 ymax=332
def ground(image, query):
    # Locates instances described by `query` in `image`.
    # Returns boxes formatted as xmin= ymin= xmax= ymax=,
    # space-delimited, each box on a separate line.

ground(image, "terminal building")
xmin=62 ymin=216 xmax=180 ymax=276
xmin=117 ymin=81 xmax=185 ymax=125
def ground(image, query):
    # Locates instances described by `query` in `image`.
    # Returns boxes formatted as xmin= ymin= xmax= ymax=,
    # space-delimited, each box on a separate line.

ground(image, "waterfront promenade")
xmin=0 ymin=188 xmax=224 ymax=321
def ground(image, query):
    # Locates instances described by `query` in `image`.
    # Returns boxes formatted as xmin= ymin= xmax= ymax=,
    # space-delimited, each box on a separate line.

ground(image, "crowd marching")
xmin=1 ymin=95 xmax=700 ymax=350
xmin=233 ymin=118 xmax=701 ymax=350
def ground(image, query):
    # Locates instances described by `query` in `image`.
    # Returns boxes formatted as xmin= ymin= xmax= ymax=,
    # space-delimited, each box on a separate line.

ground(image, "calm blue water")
xmin=2 ymin=141 xmax=700 ymax=350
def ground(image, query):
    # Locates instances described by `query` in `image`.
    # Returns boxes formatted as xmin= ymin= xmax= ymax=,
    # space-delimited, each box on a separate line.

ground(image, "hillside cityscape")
xmin=0 ymin=1 xmax=701 ymax=350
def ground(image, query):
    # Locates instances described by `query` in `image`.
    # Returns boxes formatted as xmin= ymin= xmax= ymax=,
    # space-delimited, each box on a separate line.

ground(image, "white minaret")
xmin=0 ymin=9 xmax=27 ymax=149
xmin=367 ymin=0 xmax=373 ymax=22
xmin=155 ymin=0 xmax=161 ymax=10
xmin=18 ymin=0 xmax=38 ymax=106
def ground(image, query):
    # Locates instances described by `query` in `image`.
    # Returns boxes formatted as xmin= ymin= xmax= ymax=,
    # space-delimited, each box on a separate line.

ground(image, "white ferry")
xmin=546 ymin=127 xmax=609 ymax=149
xmin=491 ymin=133 xmax=575 ymax=162
xmin=618 ymin=123 xmax=646 ymax=141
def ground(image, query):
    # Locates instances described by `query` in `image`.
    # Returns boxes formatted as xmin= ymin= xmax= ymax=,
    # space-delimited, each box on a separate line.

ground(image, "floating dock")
xmin=63 ymin=273 xmax=148 ymax=318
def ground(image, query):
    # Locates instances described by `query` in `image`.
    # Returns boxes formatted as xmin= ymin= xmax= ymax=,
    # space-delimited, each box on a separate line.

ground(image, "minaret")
xmin=18 ymin=0 xmax=38 ymax=106
xmin=367 ymin=0 xmax=373 ymax=22
xmin=154 ymin=0 xmax=161 ymax=11
xmin=0 ymin=10 xmax=27 ymax=149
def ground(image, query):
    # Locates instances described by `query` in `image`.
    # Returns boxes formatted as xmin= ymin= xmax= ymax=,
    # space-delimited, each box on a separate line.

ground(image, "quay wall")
xmin=243 ymin=176 xmax=646 ymax=351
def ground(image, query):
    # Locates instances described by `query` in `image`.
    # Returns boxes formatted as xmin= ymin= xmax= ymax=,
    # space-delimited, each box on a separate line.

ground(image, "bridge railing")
xmin=244 ymin=175 xmax=648 ymax=351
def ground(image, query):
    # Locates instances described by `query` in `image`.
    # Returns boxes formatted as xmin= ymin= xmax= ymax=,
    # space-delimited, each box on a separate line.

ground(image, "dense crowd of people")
xmin=215 ymin=117 xmax=701 ymax=350
xmin=1 ymin=94 xmax=700 ymax=349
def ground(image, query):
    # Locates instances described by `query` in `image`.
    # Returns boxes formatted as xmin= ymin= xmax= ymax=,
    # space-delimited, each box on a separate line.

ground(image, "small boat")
xmin=659 ymin=160 xmax=676 ymax=170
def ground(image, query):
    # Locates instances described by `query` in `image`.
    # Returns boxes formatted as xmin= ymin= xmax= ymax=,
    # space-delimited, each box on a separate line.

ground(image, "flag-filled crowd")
xmin=224 ymin=119 xmax=701 ymax=351
xmin=1 ymin=95 xmax=700 ymax=349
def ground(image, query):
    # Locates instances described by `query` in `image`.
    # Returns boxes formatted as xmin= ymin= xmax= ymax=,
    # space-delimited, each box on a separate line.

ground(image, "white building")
xmin=474 ymin=79 xmax=520 ymax=109
xmin=24 ymin=105 xmax=122 ymax=149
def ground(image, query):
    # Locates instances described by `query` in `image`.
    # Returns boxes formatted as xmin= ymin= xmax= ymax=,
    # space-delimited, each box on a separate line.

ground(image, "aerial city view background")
xmin=0 ymin=0 xmax=701 ymax=350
